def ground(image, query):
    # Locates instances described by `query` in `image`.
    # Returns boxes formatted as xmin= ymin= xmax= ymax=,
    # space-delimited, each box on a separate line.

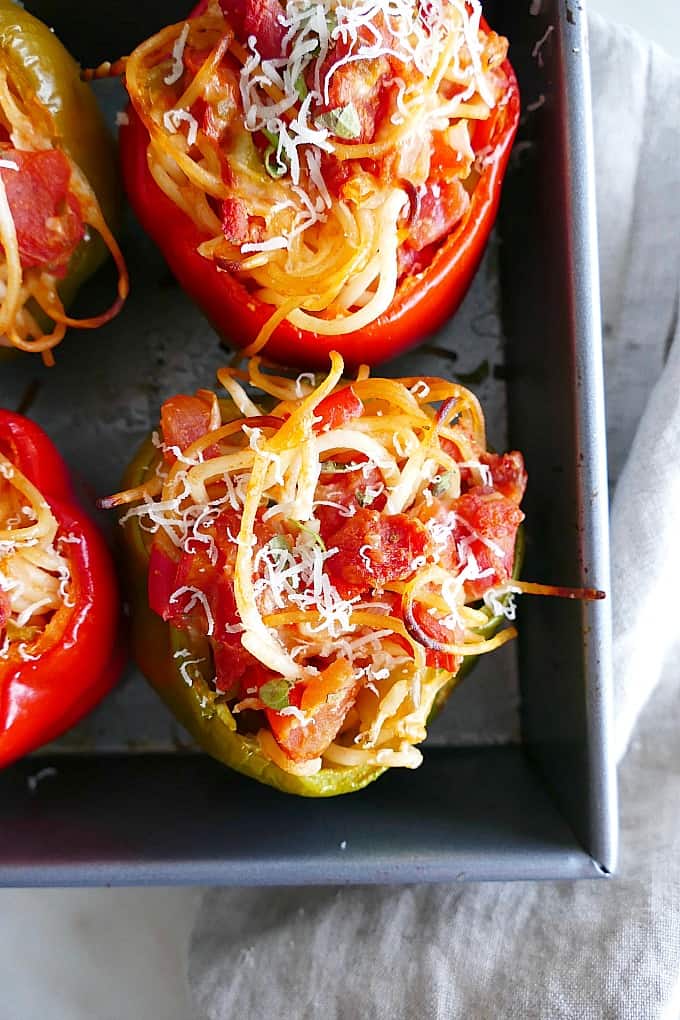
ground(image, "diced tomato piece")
xmin=209 ymin=574 xmax=244 ymax=645
xmin=213 ymin=640 xmax=257 ymax=693
xmin=425 ymin=647 xmax=461 ymax=673
xmin=419 ymin=494 xmax=523 ymax=600
xmin=410 ymin=601 xmax=462 ymax=674
xmin=267 ymin=659 xmax=358 ymax=762
xmin=203 ymin=102 xmax=232 ymax=144
xmin=148 ymin=541 xmax=180 ymax=620
xmin=437 ymin=436 xmax=486 ymax=495
xmin=190 ymin=96 xmax=225 ymax=146
xmin=397 ymin=241 xmax=438 ymax=280
xmin=220 ymin=0 xmax=287 ymax=58
xmin=0 ymin=589 xmax=9 ymax=634
xmin=480 ymin=451 xmax=527 ymax=504
xmin=324 ymin=508 xmax=428 ymax=597
xmin=220 ymin=198 xmax=264 ymax=246
xmin=436 ymin=445 xmax=526 ymax=503
xmin=315 ymin=456 xmax=385 ymax=536
xmin=160 ymin=394 xmax=215 ymax=463
xmin=220 ymin=197 xmax=249 ymax=244
xmin=0 ymin=149 xmax=83 ymax=275
xmin=316 ymin=38 xmax=391 ymax=143
xmin=319 ymin=152 xmax=354 ymax=197
xmin=150 ymin=541 xmax=220 ymax=634
xmin=406 ymin=179 xmax=470 ymax=253
xmin=313 ymin=386 xmax=364 ymax=434
xmin=235 ymin=662 xmax=273 ymax=700
xmin=246 ymin=0 xmax=287 ymax=59
xmin=455 ymin=493 xmax=523 ymax=599
xmin=174 ymin=542 xmax=220 ymax=601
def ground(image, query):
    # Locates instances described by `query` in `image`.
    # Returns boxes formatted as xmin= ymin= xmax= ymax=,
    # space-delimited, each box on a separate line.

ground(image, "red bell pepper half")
xmin=0 ymin=411 xmax=122 ymax=767
xmin=119 ymin=7 xmax=520 ymax=370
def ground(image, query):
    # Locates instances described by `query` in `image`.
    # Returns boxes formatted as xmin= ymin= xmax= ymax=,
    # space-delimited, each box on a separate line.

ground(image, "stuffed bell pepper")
xmin=0 ymin=411 xmax=121 ymax=767
xmin=118 ymin=0 xmax=519 ymax=368
xmin=0 ymin=1 xmax=128 ymax=364
xmin=105 ymin=352 xmax=540 ymax=796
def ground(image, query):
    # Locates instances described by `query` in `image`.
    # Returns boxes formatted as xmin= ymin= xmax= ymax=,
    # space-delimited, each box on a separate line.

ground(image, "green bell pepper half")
xmin=0 ymin=0 xmax=121 ymax=354
xmin=119 ymin=415 xmax=520 ymax=798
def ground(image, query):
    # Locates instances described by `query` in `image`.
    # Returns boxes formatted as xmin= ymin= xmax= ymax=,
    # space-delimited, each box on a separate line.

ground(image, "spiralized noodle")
xmin=0 ymin=68 xmax=128 ymax=364
xmin=123 ymin=0 xmax=511 ymax=349
xmin=113 ymin=353 xmax=531 ymax=776
xmin=0 ymin=454 xmax=72 ymax=660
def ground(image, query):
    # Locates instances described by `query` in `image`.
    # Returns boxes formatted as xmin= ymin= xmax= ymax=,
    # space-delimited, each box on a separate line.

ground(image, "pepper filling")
xmin=0 ymin=62 xmax=128 ymax=363
xmin=112 ymin=354 xmax=526 ymax=777
xmin=0 ymin=453 xmax=72 ymax=662
xmin=124 ymin=0 xmax=513 ymax=351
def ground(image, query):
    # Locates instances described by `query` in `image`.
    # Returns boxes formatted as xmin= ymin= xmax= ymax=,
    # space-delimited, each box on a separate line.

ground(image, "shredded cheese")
xmin=164 ymin=22 xmax=190 ymax=86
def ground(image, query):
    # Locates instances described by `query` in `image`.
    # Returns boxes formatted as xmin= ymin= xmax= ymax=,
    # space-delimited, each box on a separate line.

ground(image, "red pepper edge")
xmin=119 ymin=17 xmax=520 ymax=370
xmin=0 ymin=409 xmax=73 ymax=500
xmin=0 ymin=416 xmax=123 ymax=767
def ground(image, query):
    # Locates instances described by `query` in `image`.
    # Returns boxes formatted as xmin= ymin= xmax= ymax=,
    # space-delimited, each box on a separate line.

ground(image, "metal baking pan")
xmin=0 ymin=0 xmax=617 ymax=884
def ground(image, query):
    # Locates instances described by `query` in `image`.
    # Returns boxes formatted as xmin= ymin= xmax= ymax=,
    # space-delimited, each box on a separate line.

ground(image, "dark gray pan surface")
xmin=0 ymin=0 xmax=617 ymax=884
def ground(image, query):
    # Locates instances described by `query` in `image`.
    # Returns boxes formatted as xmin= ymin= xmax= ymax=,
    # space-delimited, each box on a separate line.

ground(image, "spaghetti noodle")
xmin=124 ymin=0 xmax=512 ymax=352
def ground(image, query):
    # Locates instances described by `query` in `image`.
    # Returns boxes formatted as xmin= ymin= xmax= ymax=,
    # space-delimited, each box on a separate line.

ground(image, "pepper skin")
xmin=0 ymin=411 xmax=122 ymax=767
xmin=118 ymin=414 xmax=515 ymax=797
xmin=119 ymin=11 xmax=520 ymax=370
xmin=0 ymin=0 xmax=122 ymax=355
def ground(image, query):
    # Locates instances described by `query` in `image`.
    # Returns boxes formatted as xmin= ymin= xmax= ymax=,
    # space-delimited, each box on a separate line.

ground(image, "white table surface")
xmin=2 ymin=3 xmax=678 ymax=1019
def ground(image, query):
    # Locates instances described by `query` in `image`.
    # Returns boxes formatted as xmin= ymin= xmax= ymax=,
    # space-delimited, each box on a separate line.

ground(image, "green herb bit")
xmin=262 ymin=127 xmax=290 ymax=177
xmin=295 ymin=74 xmax=308 ymax=100
xmin=432 ymin=471 xmax=453 ymax=497
xmin=287 ymin=519 xmax=327 ymax=553
xmin=317 ymin=103 xmax=361 ymax=140
xmin=267 ymin=533 xmax=292 ymax=561
xmin=321 ymin=459 xmax=362 ymax=473
xmin=264 ymin=145 xmax=288 ymax=178
xmin=259 ymin=678 xmax=292 ymax=711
